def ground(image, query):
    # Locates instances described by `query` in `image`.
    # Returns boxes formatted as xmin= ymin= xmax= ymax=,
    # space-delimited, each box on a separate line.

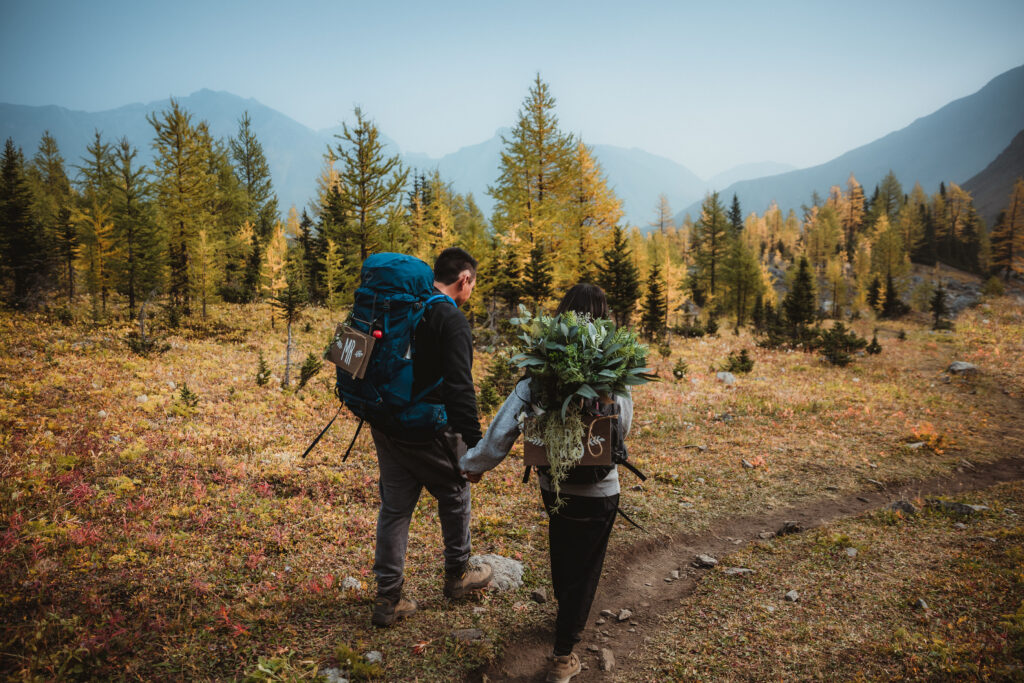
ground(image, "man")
xmin=369 ymin=247 xmax=492 ymax=627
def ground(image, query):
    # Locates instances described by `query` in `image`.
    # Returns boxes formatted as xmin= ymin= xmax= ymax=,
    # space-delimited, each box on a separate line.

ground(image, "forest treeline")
xmin=1 ymin=75 xmax=1022 ymax=335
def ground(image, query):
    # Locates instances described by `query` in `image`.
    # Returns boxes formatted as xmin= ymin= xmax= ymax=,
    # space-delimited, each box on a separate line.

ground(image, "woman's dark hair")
xmin=555 ymin=283 xmax=610 ymax=319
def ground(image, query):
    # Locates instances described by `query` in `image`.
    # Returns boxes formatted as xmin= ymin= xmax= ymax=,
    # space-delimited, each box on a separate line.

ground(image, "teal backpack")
xmin=303 ymin=253 xmax=454 ymax=459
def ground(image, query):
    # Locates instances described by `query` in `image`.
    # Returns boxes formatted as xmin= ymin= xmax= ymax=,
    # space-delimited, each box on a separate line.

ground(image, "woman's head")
xmin=555 ymin=283 xmax=610 ymax=319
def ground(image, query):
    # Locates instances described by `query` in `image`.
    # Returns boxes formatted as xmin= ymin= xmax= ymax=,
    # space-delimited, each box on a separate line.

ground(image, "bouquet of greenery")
xmin=510 ymin=306 xmax=656 ymax=495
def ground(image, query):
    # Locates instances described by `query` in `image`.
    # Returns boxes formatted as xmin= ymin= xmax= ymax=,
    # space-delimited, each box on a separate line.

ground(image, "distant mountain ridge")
xmin=963 ymin=128 xmax=1024 ymax=227
xmin=1 ymin=90 xmax=783 ymax=227
xmin=679 ymin=64 xmax=1024 ymax=222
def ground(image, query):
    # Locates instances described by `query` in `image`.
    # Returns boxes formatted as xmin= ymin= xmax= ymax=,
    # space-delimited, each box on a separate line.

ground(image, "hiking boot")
xmin=442 ymin=561 xmax=493 ymax=599
xmin=546 ymin=652 xmax=581 ymax=683
xmin=371 ymin=593 xmax=417 ymax=627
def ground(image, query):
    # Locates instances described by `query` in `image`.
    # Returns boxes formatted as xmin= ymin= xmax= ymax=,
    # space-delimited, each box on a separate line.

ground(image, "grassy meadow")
xmin=1 ymin=294 xmax=1022 ymax=680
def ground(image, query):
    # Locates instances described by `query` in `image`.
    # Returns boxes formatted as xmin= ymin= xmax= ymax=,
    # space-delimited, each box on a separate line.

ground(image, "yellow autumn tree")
xmin=262 ymin=219 xmax=288 ymax=300
xmin=73 ymin=196 xmax=117 ymax=318
xmin=991 ymin=178 xmax=1024 ymax=280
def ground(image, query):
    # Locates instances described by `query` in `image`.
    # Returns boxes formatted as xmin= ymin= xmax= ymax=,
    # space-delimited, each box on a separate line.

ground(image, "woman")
xmin=460 ymin=283 xmax=632 ymax=683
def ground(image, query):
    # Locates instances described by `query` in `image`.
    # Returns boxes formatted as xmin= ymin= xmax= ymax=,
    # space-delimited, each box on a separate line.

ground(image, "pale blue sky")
xmin=2 ymin=0 xmax=1022 ymax=177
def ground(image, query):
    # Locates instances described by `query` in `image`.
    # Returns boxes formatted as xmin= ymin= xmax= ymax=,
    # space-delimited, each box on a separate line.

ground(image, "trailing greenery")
xmin=510 ymin=306 xmax=655 ymax=497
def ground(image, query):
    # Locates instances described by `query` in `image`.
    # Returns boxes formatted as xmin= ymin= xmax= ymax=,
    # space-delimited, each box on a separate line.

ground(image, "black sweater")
xmin=391 ymin=294 xmax=482 ymax=446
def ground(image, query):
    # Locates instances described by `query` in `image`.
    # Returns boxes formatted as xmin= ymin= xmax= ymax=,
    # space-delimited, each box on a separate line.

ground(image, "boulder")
xmin=948 ymin=361 xmax=978 ymax=375
xmin=471 ymin=554 xmax=523 ymax=591
xmin=693 ymin=554 xmax=718 ymax=568
xmin=716 ymin=372 xmax=736 ymax=385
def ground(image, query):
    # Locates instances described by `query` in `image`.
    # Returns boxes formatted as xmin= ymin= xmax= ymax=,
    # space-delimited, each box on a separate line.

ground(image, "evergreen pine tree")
xmin=881 ymin=273 xmax=907 ymax=319
xmin=930 ymin=284 xmax=950 ymax=330
xmin=866 ymin=275 xmax=883 ymax=312
xmin=692 ymin=192 xmax=731 ymax=303
xmin=640 ymin=262 xmax=668 ymax=340
xmin=27 ymin=131 xmax=71 ymax=302
xmin=271 ymin=271 xmax=307 ymax=388
xmin=0 ymin=139 xmax=47 ymax=308
xmin=782 ymin=256 xmax=816 ymax=335
xmin=990 ymin=178 xmax=1024 ymax=280
xmin=493 ymin=246 xmax=523 ymax=315
xmin=110 ymin=137 xmax=161 ymax=316
xmin=229 ymin=112 xmax=279 ymax=241
xmin=728 ymin=193 xmax=743 ymax=238
xmin=522 ymin=240 xmax=553 ymax=310
xmin=597 ymin=226 xmax=641 ymax=327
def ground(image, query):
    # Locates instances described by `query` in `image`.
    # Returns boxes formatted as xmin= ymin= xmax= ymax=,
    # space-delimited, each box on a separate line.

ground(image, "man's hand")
xmin=463 ymin=471 xmax=482 ymax=483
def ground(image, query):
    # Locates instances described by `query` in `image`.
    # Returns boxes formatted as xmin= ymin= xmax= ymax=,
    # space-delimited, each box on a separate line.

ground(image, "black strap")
xmin=522 ymin=465 xmax=531 ymax=483
xmin=342 ymin=417 xmax=365 ymax=462
xmin=620 ymin=460 xmax=647 ymax=482
xmin=301 ymin=405 xmax=343 ymax=459
xmin=616 ymin=505 xmax=647 ymax=532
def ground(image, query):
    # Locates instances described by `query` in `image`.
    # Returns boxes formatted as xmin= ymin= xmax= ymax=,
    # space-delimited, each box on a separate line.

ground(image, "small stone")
xmin=825 ymin=485 xmax=839 ymax=491
xmin=135 ymin=394 xmax=148 ymax=404
xmin=889 ymin=500 xmax=918 ymax=515
xmin=472 ymin=606 xmax=487 ymax=615
xmin=693 ymin=554 xmax=718 ymax=568
xmin=851 ymin=377 xmax=860 ymax=383
xmin=598 ymin=648 xmax=615 ymax=672
xmin=958 ymin=459 xmax=976 ymax=470
xmin=98 ymin=410 xmax=108 ymax=419
xmin=530 ymin=587 xmax=548 ymax=604
xmin=600 ymin=609 xmax=615 ymax=618
xmin=664 ymin=577 xmax=673 ymax=582
xmin=954 ymin=522 xmax=968 ymax=529
xmin=617 ymin=608 xmax=632 ymax=621
xmin=670 ymin=569 xmax=680 ymax=579
xmin=914 ymin=599 xmax=929 ymax=610
xmin=765 ymin=604 xmax=776 ymax=613
xmin=866 ymin=478 xmax=884 ymax=488
xmin=696 ymin=477 xmax=705 ymax=484
xmin=857 ymin=496 xmax=871 ymax=503
xmin=741 ymin=459 xmax=756 ymax=469
xmin=341 ymin=576 xmax=361 ymax=591
xmin=905 ymin=441 xmax=926 ymax=449
xmin=110 ymin=434 xmax=120 ymax=443
xmin=587 ymin=644 xmax=600 ymax=652
xmin=91 ymin=381 xmax=101 ymax=390
xmin=777 ymin=521 xmax=802 ymax=536
xmin=644 ymin=582 xmax=652 ymax=586
xmin=927 ymin=499 xmax=990 ymax=515
xmin=363 ymin=651 xmax=382 ymax=665
xmin=167 ymin=380 xmax=176 ymax=390
xmin=868 ymin=462 xmax=878 ymax=469
xmin=595 ymin=618 xmax=606 ymax=625
xmin=451 ymin=628 xmax=485 ymax=642
xmin=628 ymin=627 xmax=636 ymax=633
xmin=784 ymin=590 xmax=800 ymax=602
xmin=320 ymin=668 xmax=348 ymax=683
xmin=631 ymin=484 xmax=644 ymax=491
xmin=948 ymin=361 xmax=978 ymax=375
xmin=845 ymin=547 xmax=858 ymax=558
xmin=757 ymin=531 xmax=775 ymax=540
xmin=716 ymin=371 xmax=736 ymax=385
xmin=723 ymin=567 xmax=754 ymax=576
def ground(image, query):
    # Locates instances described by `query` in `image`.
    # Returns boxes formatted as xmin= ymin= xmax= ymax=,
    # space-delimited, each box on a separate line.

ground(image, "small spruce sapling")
xmin=721 ymin=349 xmax=754 ymax=374
xmin=297 ymin=352 xmax=323 ymax=390
xmin=818 ymin=321 xmax=867 ymax=366
xmin=178 ymin=383 xmax=200 ymax=408
xmin=255 ymin=351 xmax=271 ymax=386
xmin=672 ymin=358 xmax=689 ymax=380
xmin=866 ymin=331 xmax=882 ymax=355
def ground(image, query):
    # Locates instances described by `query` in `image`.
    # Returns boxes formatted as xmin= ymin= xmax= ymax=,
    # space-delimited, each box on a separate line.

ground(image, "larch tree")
xmin=148 ymin=100 xmax=215 ymax=316
xmin=722 ymin=237 xmax=764 ymax=327
xmin=650 ymin=194 xmax=675 ymax=235
xmin=990 ymin=178 xmax=1024 ymax=280
xmin=488 ymin=74 xmax=575 ymax=256
xmin=28 ymin=131 xmax=73 ymax=302
xmin=331 ymin=106 xmax=408 ymax=265
xmin=110 ymin=137 xmax=160 ymax=316
xmin=840 ymin=173 xmax=866 ymax=260
xmin=563 ymin=141 xmax=621 ymax=285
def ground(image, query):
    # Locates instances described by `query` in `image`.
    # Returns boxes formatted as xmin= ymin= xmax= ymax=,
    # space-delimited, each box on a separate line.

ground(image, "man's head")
xmin=433 ymin=247 xmax=478 ymax=306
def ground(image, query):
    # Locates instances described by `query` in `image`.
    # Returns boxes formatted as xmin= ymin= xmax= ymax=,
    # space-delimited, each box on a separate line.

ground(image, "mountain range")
xmin=681 ymin=64 xmax=1024 ymax=223
xmin=2 ymin=64 xmax=1022 ymax=230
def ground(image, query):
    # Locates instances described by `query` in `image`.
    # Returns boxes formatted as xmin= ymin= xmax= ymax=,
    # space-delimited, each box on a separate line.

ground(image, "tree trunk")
xmin=283 ymin=322 xmax=292 ymax=387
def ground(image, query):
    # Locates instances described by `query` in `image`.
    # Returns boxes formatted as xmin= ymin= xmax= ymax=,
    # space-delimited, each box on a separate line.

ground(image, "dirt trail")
xmin=473 ymin=388 xmax=1024 ymax=682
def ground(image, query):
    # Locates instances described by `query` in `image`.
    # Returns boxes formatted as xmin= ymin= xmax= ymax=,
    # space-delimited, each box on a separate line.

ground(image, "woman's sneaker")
xmin=371 ymin=594 xmax=417 ymax=627
xmin=546 ymin=652 xmax=581 ymax=683
xmin=442 ymin=561 xmax=493 ymax=599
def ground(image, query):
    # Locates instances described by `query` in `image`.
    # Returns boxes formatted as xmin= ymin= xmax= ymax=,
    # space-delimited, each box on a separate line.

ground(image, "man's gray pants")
xmin=371 ymin=427 xmax=471 ymax=598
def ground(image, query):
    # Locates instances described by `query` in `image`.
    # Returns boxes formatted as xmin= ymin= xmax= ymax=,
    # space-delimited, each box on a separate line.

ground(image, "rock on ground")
xmin=889 ymin=500 xmax=919 ymax=515
xmin=530 ymin=587 xmax=547 ymax=604
xmin=784 ymin=590 xmax=800 ymax=602
xmin=599 ymin=648 xmax=616 ymax=672
xmin=723 ymin=567 xmax=754 ymax=576
xmin=926 ymin=499 xmax=990 ymax=515
xmin=363 ymin=651 xmax=382 ymax=664
xmin=616 ymin=608 xmax=632 ymax=621
xmin=693 ymin=554 xmax=718 ymax=568
xmin=451 ymin=628 xmax=485 ymax=642
xmin=471 ymin=554 xmax=523 ymax=591
xmin=948 ymin=361 xmax=978 ymax=375
xmin=716 ymin=371 xmax=736 ymax=385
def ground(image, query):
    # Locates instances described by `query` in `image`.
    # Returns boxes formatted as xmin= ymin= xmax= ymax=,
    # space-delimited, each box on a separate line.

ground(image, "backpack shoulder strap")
xmin=425 ymin=292 xmax=457 ymax=309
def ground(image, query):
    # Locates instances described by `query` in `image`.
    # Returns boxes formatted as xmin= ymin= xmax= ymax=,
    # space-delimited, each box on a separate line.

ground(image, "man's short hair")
xmin=433 ymin=247 xmax=477 ymax=284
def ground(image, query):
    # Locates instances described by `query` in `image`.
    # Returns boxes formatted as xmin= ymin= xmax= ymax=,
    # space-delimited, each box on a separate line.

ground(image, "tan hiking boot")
xmin=546 ymin=652 xmax=581 ymax=683
xmin=371 ymin=594 xmax=417 ymax=627
xmin=442 ymin=561 xmax=493 ymax=599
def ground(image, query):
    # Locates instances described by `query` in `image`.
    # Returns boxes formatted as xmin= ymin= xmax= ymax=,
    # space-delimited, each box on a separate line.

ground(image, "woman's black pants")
xmin=541 ymin=489 xmax=619 ymax=656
